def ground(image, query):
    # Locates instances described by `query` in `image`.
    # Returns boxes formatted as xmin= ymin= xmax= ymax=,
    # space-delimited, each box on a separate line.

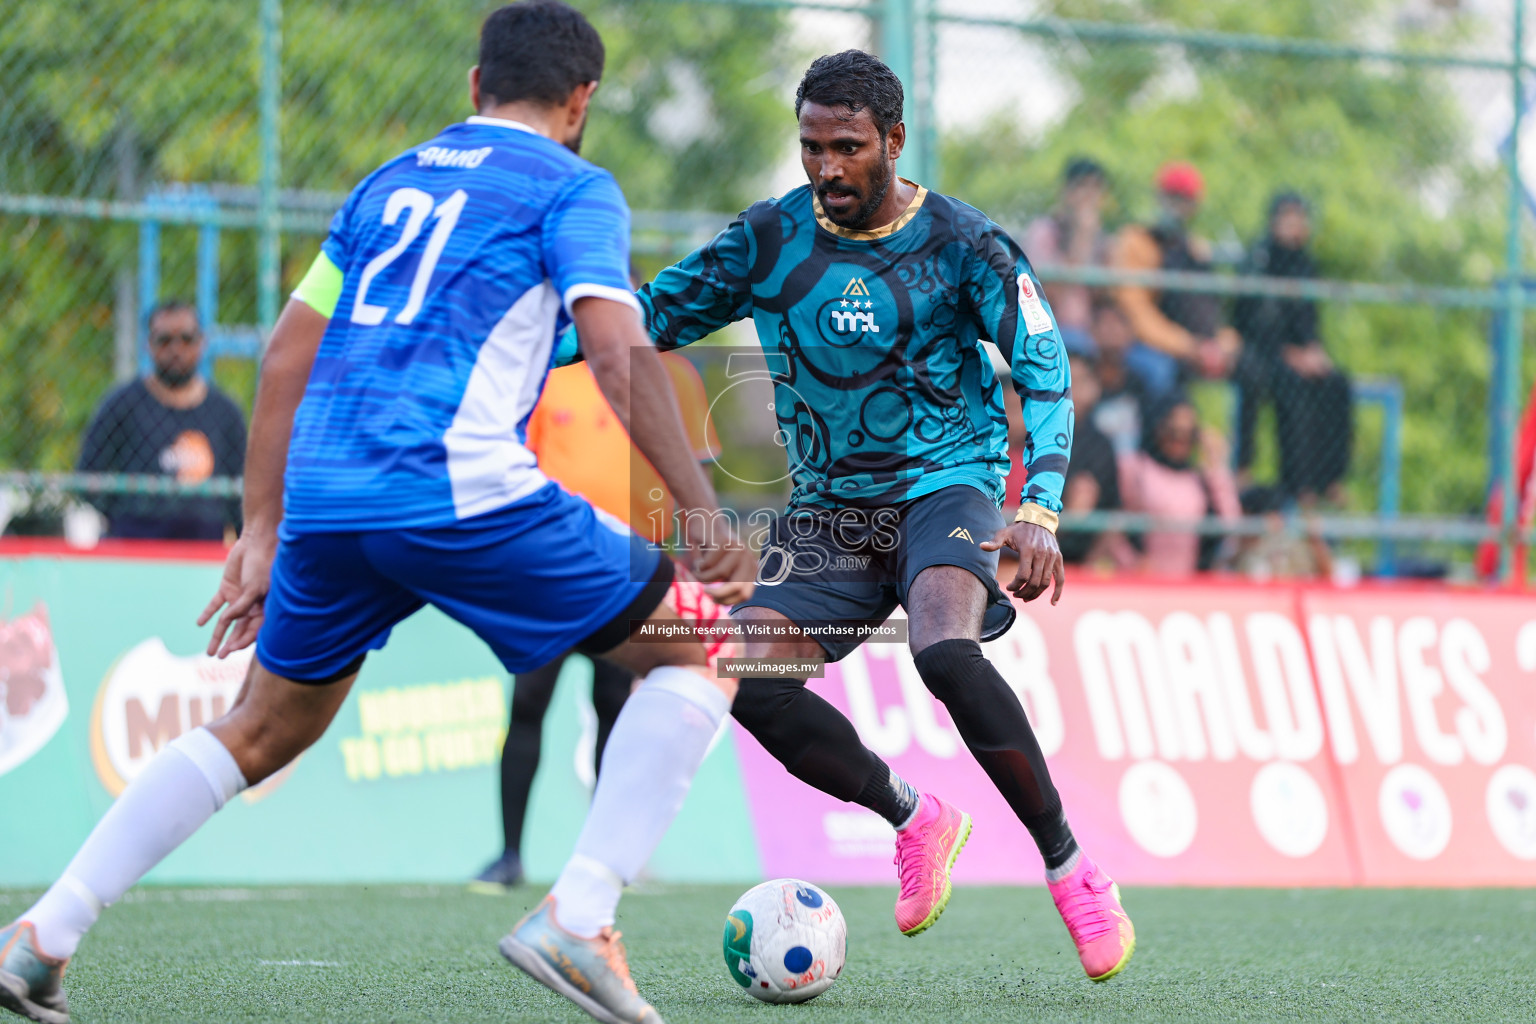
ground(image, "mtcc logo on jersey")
xmin=832 ymin=277 xmax=879 ymax=334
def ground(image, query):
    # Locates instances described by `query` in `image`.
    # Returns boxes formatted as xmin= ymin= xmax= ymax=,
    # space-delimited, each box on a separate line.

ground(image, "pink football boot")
xmin=892 ymin=794 xmax=972 ymax=936
xmin=1047 ymin=854 xmax=1135 ymax=981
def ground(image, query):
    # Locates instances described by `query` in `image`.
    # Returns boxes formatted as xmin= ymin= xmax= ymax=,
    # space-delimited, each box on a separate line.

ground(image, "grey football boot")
xmin=499 ymin=896 xmax=663 ymax=1024
xmin=0 ymin=922 xmax=69 ymax=1024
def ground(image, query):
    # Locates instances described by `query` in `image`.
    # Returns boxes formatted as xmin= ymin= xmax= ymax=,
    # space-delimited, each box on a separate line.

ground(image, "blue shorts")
xmin=256 ymin=483 xmax=667 ymax=682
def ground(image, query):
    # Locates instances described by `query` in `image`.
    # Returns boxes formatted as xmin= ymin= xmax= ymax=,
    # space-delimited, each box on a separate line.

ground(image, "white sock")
xmin=22 ymin=727 xmax=247 ymax=958
xmin=548 ymin=666 xmax=729 ymax=938
xmin=890 ymin=772 xmax=923 ymax=831
xmin=1045 ymin=848 xmax=1083 ymax=883
xmin=18 ymin=876 xmax=97 ymax=961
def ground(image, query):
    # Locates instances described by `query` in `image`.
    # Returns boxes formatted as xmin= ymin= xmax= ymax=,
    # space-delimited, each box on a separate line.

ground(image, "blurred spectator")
xmin=1227 ymin=485 xmax=1333 ymax=581
xmin=77 ymin=301 xmax=245 ymax=540
xmin=1092 ymin=292 xmax=1177 ymax=402
xmin=1023 ymin=157 xmax=1109 ymax=354
xmin=1232 ymin=192 xmax=1352 ymax=504
xmin=1111 ymin=162 xmax=1240 ymax=382
xmin=1117 ymin=392 xmax=1241 ymax=577
xmin=1059 ymin=354 xmax=1132 ymax=567
xmin=1088 ymin=296 xmax=1159 ymax=459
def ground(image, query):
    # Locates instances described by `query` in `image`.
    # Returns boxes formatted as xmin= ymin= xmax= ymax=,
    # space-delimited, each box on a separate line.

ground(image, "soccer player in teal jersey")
xmin=631 ymin=51 xmax=1135 ymax=980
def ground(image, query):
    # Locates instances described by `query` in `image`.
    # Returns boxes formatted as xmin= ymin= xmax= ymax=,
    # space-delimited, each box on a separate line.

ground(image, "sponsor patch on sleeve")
xmin=1017 ymin=273 xmax=1056 ymax=337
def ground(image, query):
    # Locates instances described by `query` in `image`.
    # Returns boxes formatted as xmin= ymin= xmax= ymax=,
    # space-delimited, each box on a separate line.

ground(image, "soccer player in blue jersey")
xmin=627 ymin=51 xmax=1135 ymax=980
xmin=1 ymin=5 xmax=751 ymax=1023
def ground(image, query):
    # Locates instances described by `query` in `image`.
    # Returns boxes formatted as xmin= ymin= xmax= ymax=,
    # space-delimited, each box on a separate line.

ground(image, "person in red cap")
xmin=1110 ymin=161 xmax=1240 ymax=381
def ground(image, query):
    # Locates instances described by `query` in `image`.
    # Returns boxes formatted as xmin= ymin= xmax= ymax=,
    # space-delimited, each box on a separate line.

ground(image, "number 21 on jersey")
xmin=350 ymin=186 xmax=468 ymax=326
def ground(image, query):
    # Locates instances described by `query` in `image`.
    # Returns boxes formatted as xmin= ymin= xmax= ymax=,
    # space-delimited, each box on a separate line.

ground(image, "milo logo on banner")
xmin=89 ymin=639 xmax=253 ymax=796
xmin=0 ymin=603 xmax=69 ymax=778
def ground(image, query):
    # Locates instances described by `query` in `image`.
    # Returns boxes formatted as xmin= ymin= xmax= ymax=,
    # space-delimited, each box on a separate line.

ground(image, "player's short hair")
xmin=795 ymin=50 xmax=904 ymax=138
xmin=147 ymin=299 xmax=199 ymax=329
xmin=1062 ymin=157 xmax=1106 ymax=185
xmin=478 ymin=1 xmax=605 ymax=108
xmin=1268 ymin=189 xmax=1310 ymax=219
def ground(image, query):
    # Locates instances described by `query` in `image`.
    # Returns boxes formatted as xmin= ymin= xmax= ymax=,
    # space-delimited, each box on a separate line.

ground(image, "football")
xmin=722 ymin=878 xmax=847 ymax=1003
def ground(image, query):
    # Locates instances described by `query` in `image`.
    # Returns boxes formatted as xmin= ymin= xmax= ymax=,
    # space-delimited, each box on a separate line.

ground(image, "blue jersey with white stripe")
xmin=283 ymin=117 xmax=638 ymax=533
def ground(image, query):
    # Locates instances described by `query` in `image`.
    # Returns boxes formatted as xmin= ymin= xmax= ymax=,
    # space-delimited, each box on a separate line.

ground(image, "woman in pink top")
xmin=1117 ymin=394 xmax=1241 ymax=577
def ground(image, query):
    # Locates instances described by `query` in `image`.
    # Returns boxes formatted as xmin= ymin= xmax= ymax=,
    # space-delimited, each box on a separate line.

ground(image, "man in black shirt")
xmin=1232 ymin=192 xmax=1352 ymax=502
xmin=77 ymin=301 xmax=247 ymax=540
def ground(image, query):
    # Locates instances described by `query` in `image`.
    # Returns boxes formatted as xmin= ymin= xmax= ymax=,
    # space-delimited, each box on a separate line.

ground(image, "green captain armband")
xmin=292 ymin=250 xmax=343 ymax=318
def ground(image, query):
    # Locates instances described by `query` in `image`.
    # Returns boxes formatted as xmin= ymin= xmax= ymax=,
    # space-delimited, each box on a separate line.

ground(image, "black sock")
xmin=501 ymin=655 xmax=566 ymax=853
xmin=733 ymin=676 xmax=914 ymax=825
xmin=855 ymin=761 xmax=921 ymax=828
xmin=1023 ymin=806 xmax=1080 ymax=873
xmin=913 ymin=638 xmax=1080 ymax=869
xmin=588 ymin=657 xmax=635 ymax=781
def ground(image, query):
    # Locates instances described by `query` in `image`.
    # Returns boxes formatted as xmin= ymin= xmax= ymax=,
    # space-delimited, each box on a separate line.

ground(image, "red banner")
xmin=734 ymin=578 xmax=1536 ymax=887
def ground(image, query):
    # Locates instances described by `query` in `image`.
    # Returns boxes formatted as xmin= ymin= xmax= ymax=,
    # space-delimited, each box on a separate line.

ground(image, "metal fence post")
xmin=198 ymin=217 xmax=221 ymax=378
xmin=880 ymin=0 xmax=929 ymax=186
xmin=257 ymin=0 xmax=282 ymax=339
xmin=137 ymin=215 xmax=161 ymax=379
xmin=919 ymin=0 xmax=938 ymax=191
xmin=1500 ymin=0 xmax=1527 ymax=582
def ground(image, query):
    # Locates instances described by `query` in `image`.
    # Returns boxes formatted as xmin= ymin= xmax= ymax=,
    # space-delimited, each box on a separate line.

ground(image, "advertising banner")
xmin=4 ymin=544 xmax=1534 ymax=888
xmin=1299 ymin=589 xmax=1536 ymax=885
xmin=0 ymin=603 xmax=68 ymax=780
xmin=0 ymin=547 xmax=759 ymax=887
xmin=736 ymin=576 xmax=1536 ymax=888
xmin=736 ymin=581 xmax=1358 ymax=886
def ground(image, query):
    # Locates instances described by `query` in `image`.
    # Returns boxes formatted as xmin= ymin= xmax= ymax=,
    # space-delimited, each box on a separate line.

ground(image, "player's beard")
xmin=818 ymin=144 xmax=893 ymax=230
xmin=564 ymin=112 xmax=587 ymax=155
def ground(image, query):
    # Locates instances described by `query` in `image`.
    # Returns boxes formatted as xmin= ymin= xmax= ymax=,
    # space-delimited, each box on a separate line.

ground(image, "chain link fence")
xmin=2 ymin=0 xmax=1531 ymax=581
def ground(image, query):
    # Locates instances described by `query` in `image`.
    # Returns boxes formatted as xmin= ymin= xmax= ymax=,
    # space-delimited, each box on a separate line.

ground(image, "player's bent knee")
xmin=730 ymin=676 xmax=798 ymax=724
xmin=208 ymin=717 xmax=306 ymax=786
xmin=209 ymin=660 xmax=359 ymax=783
xmin=732 ymin=606 xmax=823 ymax=661
xmin=911 ymin=637 xmax=989 ymax=703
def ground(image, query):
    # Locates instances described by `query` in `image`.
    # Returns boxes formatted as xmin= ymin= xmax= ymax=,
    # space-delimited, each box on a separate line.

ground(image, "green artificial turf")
xmin=3 ymin=884 xmax=1532 ymax=1023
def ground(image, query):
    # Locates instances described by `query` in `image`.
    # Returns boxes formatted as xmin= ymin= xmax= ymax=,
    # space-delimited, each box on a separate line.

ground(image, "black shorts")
xmin=735 ymin=484 xmax=1016 ymax=661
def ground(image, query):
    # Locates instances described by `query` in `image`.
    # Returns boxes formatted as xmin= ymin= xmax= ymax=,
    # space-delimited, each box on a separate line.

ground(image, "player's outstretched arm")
xmin=199 ymin=297 xmax=329 ymax=656
xmin=635 ymin=213 xmax=755 ymax=352
xmin=574 ymin=296 xmax=755 ymax=589
xmin=969 ymin=231 xmax=1071 ymax=604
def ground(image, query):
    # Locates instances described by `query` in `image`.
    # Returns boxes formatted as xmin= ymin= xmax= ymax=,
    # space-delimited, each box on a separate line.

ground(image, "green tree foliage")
xmin=281 ymin=0 xmax=792 ymax=210
xmin=940 ymin=0 xmax=1517 ymax=515
xmin=0 ymin=0 xmax=793 ymax=472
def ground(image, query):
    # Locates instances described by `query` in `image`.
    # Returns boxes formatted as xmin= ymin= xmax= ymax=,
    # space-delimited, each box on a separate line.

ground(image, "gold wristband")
xmin=1013 ymin=502 xmax=1060 ymax=534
